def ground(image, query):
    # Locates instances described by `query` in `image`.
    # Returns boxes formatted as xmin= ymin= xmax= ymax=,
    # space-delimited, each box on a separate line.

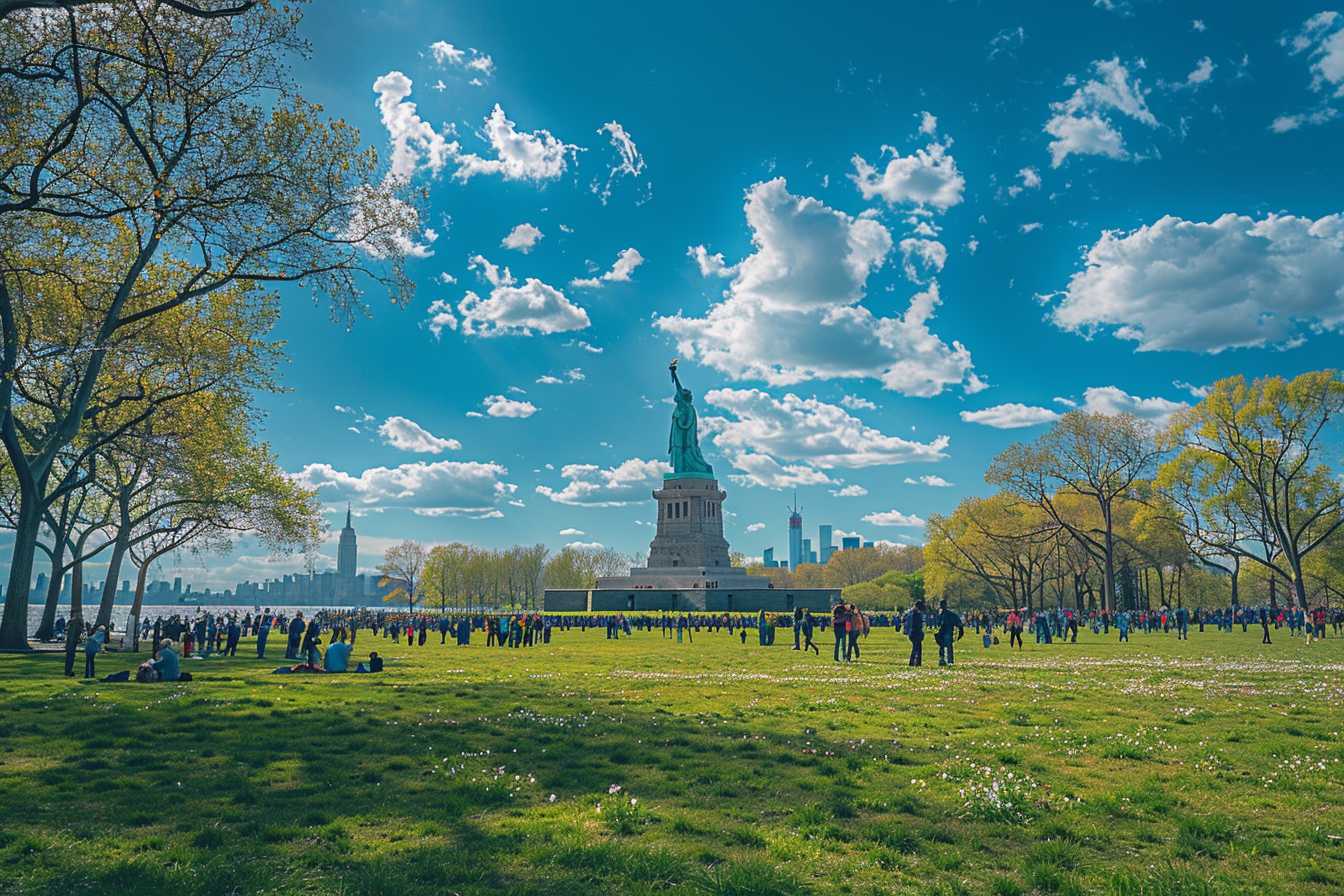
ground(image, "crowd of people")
xmin=45 ymin=597 xmax=1344 ymax=684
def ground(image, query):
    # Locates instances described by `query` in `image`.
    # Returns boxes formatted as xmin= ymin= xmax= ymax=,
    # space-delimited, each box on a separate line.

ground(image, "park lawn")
xmin=0 ymin=626 xmax=1342 ymax=896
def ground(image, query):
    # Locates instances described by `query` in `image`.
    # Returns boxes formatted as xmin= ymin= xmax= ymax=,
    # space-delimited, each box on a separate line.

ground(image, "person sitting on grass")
xmin=355 ymin=651 xmax=384 ymax=673
xmin=324 ymin=636 xmax=352 ymax=673
xmin=152 ymin=639 xmax=181 ymax=681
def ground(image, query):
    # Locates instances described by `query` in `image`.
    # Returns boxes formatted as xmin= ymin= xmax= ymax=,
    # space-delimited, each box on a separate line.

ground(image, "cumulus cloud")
xmin=1079 ymin=385 xmax=1187 ymax=424
xmin=378 ymin=416 xmax=461 ymax=453
xmin=481 ymin=394 xmax=538 ymax=418
xmin=1045 ymin=211 xmax=1344 ymax=352
xmin=558 ymin=527 xmax=586 ymax=536
xmin=905 ymin=474 xmax=953 ymax=487
xmin=1006 ymin=166 xmax=1041 ymax=198
xmin=840 ymin=395 xmax=876 ymax=411
xmin=899 ymin=237 xmax=947 ymax=283
xmin=960 ymin=403 xmax=1061 ymax=429
xmin=592 ymin=121 xmax=648 ymax=204
xmin=453 ymin=104 xmax=580 ymax=183
xmin=1283 ymin=12 xmax=1344 ymax=98
xmin=862 ymin=509 xmax=927 ymax=527
xmin=502 ymin=222 xmax=543 ymax=253
xmin=850 ymin=141 xmax=965 ymax=211
xmin=832 ymin=484 xmax=869 ymax=497
xmin=655 ymin=179 xmax=979 ymax=397
xmin=535 ymin=458 xmax=671 ymax=506
xmin=372 ymin=72 xmax=456 ymax=183
xmin=746 ymin=522 xmax=767 ymax=533
xmin=428 ymin=40 xmax=493 ymax=78
xmin=688 ymin=244 xmax=737 ymax=278
xmin=702 ymin=388 xmax=948 ymax=488
xmin=294 ymin=459 xmax=515 ymax=516
xmin=456 ymin=255 xmax=590 ymax=337
xmin=1044 ymin=58 xmax=1157 ymax=167
xmin=536 ymin=368 xmax=584 ymax=385
xmin=571 ymin=247 xmax=644 ymax=288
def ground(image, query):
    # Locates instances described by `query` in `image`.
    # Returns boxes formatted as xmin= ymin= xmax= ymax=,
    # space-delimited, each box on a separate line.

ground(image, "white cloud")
xmin=1270 ymin=108 xmax=1340 ymax=132
xmin=592 ymin=121 xmax=648 ymax=204
xmin=905 ymin=474 xmax=953 ymax=487
xmin=862 ymin=509 xmax=927 ymax=527
xmin=746 ymin=522 xmax=767 ymax=533
xmin=1079 ymin=385 xmax=1187 ymax=424
xmin=899 ymin=237 xmax=947 ymax=282
xmin=372 ymin=72 xmax=456 ymax=183
xmin=703 ymin=388 xmax=949 ymax=489
xmin=960 ymin=403 xmax=1061 ymax=429
xmin=1045 ymin=211 xmax=1344 ymax=352
xmin=481 ymin=394 xmax=538 ymax=418
xmin=558 ymin=527 xmax=586 ymax=536
xmin=294 ymin=459 xmax=515 ymax=516
xmin=840 ymin=395 xmax=876 ymax=411
xmin=966 ymin=236 xmax=979 ymax=255
xmin=425 ymin=299 xmax=458 ymax=338
xmin=1006 ymin=166 xmax=1042 ymax=197
xmin=655 ymin=179 xmax=979 ymax=397
xmin=429 ymin=40 xmax=492 ymax=77
xmin=1283 ymin=12 xmax=1344 ymax=98
xmin=1185 ymin=56 xmax=1215 ymax=86
xmin=378 ymin=416 xmax=461 ymax=453
xmin=453 ymin=104 xmax=580 ymax=183
xmin=831 ymin=484 xmax=868 ymax=497
xmin=1173 ymin=380 xmax=1209 ymax=399
xmin=1020 ymin=222 xmax=1043 ymax=234
xmin=850 ymin=141 xmax=965 ymax=211
xmin=1192 ymin=19 xmax=1206 ymax=32
xmin=1045 ymin=58 xmax=1157 ymax=167
xmin=457 ymin=255 xmax=590 ymax=337
xmin=502 ymin=222 xmax=543 ymax=253
xmin=571 ymin=247 xmax=644 ymax=288
xmin=567 ymin=340 xmax=603 ymax=354
xmin=918 ymin=111 xmax=938 ymax=135
xmin=428 ymin=40 xmax=464 ymax=66
xmin=536 ymin=368 xmax=584 ymax=385
xmin=536 ymin=457 xmax=671 ymax=506
xmin=565 ymin=541 xmax=604 ymax=550
xmin=688 ymin=244 xmax=737 ymax=278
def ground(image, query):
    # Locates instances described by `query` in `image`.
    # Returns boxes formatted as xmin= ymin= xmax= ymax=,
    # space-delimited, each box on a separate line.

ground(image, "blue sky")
xmin=61 ymin=0 xmax=1344 ymax=590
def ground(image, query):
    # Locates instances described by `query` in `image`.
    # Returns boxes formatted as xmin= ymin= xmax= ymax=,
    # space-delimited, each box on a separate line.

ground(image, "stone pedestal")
xmin=594 ymin=475 xmax=770 ymax=592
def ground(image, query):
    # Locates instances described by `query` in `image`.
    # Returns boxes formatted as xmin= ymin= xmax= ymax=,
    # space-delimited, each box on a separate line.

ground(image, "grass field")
xmin=1 ymin=624 xmax=1342 ymax=896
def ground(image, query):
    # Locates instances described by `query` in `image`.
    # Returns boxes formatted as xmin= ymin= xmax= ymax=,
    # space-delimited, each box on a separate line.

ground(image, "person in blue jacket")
xmin=152 ymin=639 xmax=181 ymax=681
xmin=83 ymin=625 xmax=107 ymax=678
xmin=935 ymin=600 xmax=964 ymax=666
xmin=906 ymin=601 xmax=926 ymax=667
xmin=256 ymin=613 xmax=272 ymax=658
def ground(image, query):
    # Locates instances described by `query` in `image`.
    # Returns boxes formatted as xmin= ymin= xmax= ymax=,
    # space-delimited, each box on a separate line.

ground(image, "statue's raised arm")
xmin=669 ymin=358 xmax=683 ymax=394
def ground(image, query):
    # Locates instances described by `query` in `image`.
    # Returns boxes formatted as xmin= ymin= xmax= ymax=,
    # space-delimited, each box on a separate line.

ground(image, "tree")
xmin=422 ymin=543 xmax=469 ymax=613
xmin=1159 ymin=371 xmax=1344 ymax=610
xmin=988 ymin=411 xmax=1160 ymax=611
xmin=379 ymin=541 xmax=427 ymax=611
xmin=0 ymin=1 xmax=414 ymax=648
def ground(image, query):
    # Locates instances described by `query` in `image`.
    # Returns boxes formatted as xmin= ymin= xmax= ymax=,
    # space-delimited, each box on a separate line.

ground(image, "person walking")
xmin=286 ymin=612 xmax=304 ymax=659
xmin=793 ymin=606 xmax=803 ymax=650
xmin=801 ymin=610 xmax=819 ymax=655
xmin=935 ymin=600 xmax=964 ymax=666
xmin=906 ymin=601 xmax=926 ymax=667
xmin=1260 ymin=607 xmax=1272 ymax=645
xmin=831 ymin=602 xmax=847 ymax=662
xmin=225 ymin=616 xmax=241 ymax=656
xmin=256 ymin=612 xmax=272 ymax=659
xmin=1006 ymin=608 xmax=1024 ymax=650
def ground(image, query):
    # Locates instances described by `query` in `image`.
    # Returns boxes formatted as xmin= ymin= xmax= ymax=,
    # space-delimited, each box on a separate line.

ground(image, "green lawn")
xmin=1 ymin=624 xmax=1342 ymax=896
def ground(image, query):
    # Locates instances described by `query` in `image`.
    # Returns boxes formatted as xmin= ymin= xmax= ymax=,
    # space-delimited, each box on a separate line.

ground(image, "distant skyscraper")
xmin=841 ymin=536 xmax=861 ymax=551
xmin=862 ymin=540 xmax=874 ymax=549
xmin=338 ymin=504 xmax=358 ymax=589
xmin=787 ymin=494 xmax=803 ymax=571
xmin=173 ymin=576 xmax=182 ymax=595
xmin=819 ymin=524 xmax=834 ymax=564
xmin=762 ymin=547 xmax=776 ymax=568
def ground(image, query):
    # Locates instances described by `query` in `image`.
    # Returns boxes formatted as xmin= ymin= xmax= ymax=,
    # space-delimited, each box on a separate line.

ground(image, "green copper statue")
xmin=668 ymin=359 xmax=714 ymax=478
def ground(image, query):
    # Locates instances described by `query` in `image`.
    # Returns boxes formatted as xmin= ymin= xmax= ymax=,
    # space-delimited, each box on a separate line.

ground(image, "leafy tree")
xmin=1159 ymin=371 xmax=1344 ymax=610
xmin=379 ymin=541 xmax=427 ymax=611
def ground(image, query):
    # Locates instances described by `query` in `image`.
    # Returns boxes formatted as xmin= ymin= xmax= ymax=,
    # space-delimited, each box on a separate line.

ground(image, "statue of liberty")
xmin=668 ymin=359 xmax=714 ymax=477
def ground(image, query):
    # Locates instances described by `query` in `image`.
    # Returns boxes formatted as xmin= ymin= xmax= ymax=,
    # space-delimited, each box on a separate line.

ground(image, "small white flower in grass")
xmin=608 ymin=784 xmax=622 ymax=794
xmin=548 ymin=793 xmax=557 ymax=803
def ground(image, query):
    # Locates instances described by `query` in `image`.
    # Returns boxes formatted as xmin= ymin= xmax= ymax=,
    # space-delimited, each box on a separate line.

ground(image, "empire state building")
xmin=337 ymin=504 xmax=358 ymax=586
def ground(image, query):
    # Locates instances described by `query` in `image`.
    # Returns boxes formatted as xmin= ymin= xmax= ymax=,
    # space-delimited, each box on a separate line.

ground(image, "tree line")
xmin=925 ymin=371 xmax=1344 ymax=612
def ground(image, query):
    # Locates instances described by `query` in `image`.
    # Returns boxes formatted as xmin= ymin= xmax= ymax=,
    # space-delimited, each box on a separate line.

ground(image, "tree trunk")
xmin=95 ymin=528 xmax=130 ymax=630
xmin=1230 ymin=556 xmax=1240 ymax=608
xmin=0 ymin=486 xmax=41 ymax=649
xmin=129 ymin=562 xmax=150 ymax=653
xmin=34 ymin=544 xmax=66 ymax=642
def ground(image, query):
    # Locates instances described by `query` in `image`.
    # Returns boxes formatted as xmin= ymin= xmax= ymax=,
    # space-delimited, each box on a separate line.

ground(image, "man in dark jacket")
xmin=906 ymin=600 xmax=926 ymax=667
xmin=935 ymin=600 xmax=964 ymax=666
xmin=286 ymin=612 xmax=304 ymax=659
